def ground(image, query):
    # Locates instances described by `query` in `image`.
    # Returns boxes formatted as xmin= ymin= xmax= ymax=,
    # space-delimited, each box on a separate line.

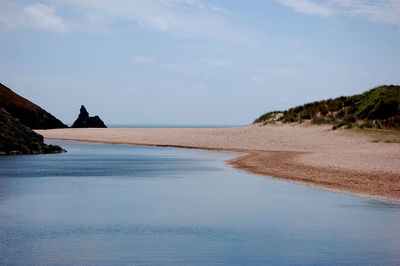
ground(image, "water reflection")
xmin=0 ymin=140 xmax=399 ymax=265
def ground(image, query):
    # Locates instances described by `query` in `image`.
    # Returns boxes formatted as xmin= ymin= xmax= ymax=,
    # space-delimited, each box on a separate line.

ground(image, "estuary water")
xmin=0 ymin=140 xmax=399 ymax=265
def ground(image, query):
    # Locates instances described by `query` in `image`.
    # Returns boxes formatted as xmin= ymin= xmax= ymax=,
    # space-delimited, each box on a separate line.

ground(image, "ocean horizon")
xmin=66 ymin=123 xmax=244 ymax=128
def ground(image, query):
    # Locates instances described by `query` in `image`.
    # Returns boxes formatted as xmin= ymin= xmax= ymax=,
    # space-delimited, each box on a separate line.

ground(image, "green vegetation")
xmin=254 ymin=85 xmax=400 ymax=130
xmin=347 ymin=128 xmax=400 ymax=143
xmin=253 ymin=111 xmax=281 ymax=124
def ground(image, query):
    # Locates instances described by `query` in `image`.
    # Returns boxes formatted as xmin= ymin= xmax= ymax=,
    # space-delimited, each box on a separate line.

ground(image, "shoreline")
xmin=36 ymin=125 xmax=400 ymax=202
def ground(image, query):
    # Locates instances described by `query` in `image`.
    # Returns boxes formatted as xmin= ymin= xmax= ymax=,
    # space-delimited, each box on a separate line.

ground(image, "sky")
xmin=1 ymin=0 xmax=400 ymax=125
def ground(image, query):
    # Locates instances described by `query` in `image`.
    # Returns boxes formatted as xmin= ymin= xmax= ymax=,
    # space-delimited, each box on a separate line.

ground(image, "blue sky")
xmin=1 ymin=0 xmax=399 ymax=125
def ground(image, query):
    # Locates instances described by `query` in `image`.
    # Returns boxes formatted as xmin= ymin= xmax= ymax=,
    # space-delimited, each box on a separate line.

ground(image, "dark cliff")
xmin=0 ymin=108 xmax=65 ymax=155
xmin=0 ymin=83 xmax=67 ymax=129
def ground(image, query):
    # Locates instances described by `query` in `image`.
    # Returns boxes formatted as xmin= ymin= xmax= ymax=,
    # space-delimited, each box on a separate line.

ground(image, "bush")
xmin=328 ymin=100 xmax=342 ymax=112
xmin=374 ymin=120 xmax=383 ymax=129
xmin=293 ymin=106 xmax=303 ymax=113
xmin=333 ymin=121 xmax=353 ymax=130
xmin=319 ymin=105 xmax=328 ymax=115
xmin=253 ymin=111 xmax=281 ymax=124
xmin=345 ymin=115 xmax=356 ymax=123
xmin=367 ymin=100 xmax=399 ymax=119
xmin=381 ymin=116 xmax=400 ymax=129
xmin=347 ymin=106 xmax=357 ymax=115
xmin=312 ymin=116 xmax=335 ymax=125
xmin=343 ymin=98 xmax=355 ymax=107
xmin=311 ymin=117 xmax=323 ymax=125
xmin=325 ymin=115 xmax=336 ymax=123
xmin=345 ymin=123 xmax=353 ymax=129
xmin=336 ymin=109 xmax=346 ymax=118
xmin=359 ymin=121 xmax=374 ymax=129
xmin=300 ymin=113 xmax=312 ymax=119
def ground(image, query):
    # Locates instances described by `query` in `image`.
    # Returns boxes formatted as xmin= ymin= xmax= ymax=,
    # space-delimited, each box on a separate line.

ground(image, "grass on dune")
xmin=254 ymin=85 xmax=400 ymax=131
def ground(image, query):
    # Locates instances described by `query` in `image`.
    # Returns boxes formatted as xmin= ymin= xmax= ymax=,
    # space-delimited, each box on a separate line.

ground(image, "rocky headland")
xmin=0 ymin=83 xmax=66 ymax=155
xmin=0 ymin=108 xmax=65 ymax=155
xmin=0 ymin=83 xmax=67 ymax=129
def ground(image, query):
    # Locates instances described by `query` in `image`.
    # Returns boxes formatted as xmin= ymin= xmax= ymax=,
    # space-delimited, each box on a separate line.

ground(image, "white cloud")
xmin=278 ymin=0 xmax=334 ymax=17
xmin=131 ymin=56 xmax=155 ymax=64
xmin=23 ymin=3 xmax=67 ymax=33
xmin=0 ymin=2 xmax=67 ymax=33
xmin=277 ymin=0 xmax=400 ymax=26
xmin=0 ymin=0 xmax=247 ymax=43
xmin=50 ymin=0 xmax=247 ymax=43
xmin=138 ymin=16 xmax=176 ymax=32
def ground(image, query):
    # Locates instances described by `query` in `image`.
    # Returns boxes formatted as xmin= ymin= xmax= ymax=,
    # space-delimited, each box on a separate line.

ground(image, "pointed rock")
xmin=78 ymin=105 xmax=89 ymax=121
xmin=71 ymin=105 xmax=107 ymax=128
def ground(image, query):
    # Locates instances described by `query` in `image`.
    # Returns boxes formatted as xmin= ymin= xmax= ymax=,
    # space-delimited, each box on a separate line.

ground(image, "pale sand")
xmin=36 ymin=124 xmax=400 ymax=201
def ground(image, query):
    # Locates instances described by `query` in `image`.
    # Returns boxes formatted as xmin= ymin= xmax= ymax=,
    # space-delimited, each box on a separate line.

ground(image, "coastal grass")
xmin=254 ymin=85 xmax=400 ymax=130
xmin=347 ymin=128 xmax=400 ymax=143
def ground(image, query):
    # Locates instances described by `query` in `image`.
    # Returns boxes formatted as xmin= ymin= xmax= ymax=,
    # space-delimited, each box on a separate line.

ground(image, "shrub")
xmin=325 ymin=115 xmax=336 ymax=123
xmin=293 ymin=106 xmax=304 ymax=113
xmin=333 ymin=121 xmax=346 ymax=130
xmin=333 ymin=121 xmax=353 ymax=130
xmin=345 ymin=115 xmax=356 ymax=123
xmin=311 ymin=117 xmax=323 ymax=125
xmin=300 ymin=113 xmax=312 ymax=119
xmin=336 ymin=109 xmax=346 ymax=118
xmin=345 ymin=123 xmax=353 ymax=129
xmin=347 ymin=106 xmax=357 ymax=115
xmin=381 ymin=116 xmax=400 ymax=129
xmin=328 ymin=100 xmax=342 ymax=112
xmin=319 ymin=105 xmax=328 ymax=115
xmin=367 ymin=100 xmax=399 ymax=119
xmin=374 ymin=120 xmax=383 ymax=129
xmin=343 ymin=97 xmax=354 ymax=107
xmin=312 ymin=116 xmax=335 ymax=125
xmin=359 ymin=121 xmax=374 ymax=129
xmin=253 ymin=111 xmax=281 ymax=124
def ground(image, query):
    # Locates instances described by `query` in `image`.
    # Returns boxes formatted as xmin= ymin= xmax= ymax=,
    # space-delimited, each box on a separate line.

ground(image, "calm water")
xmin=0 ymin=141 xmax=399 ymax=265
xmin=107 ymin=124 xmax=241 ymax=128
xmin=66 ymin=123 xmax=242 ymax=128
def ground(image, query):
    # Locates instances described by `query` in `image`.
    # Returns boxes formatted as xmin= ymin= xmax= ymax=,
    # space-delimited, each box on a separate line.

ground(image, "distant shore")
xmin=36 ymin=125 xmax=400 ymax=202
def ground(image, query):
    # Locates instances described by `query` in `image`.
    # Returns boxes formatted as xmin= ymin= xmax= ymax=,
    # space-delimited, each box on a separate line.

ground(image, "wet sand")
xmin=36 ymin=125 xmax=400 ymax=201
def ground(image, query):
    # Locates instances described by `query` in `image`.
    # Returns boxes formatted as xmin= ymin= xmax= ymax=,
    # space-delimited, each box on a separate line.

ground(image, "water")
xmin=66 ymin=123 xmax=242 ymax=128
xmin=0 ymin=141 xmax=399 ymax=265
xmin=107 ymin=124 xmax=242 ymax=128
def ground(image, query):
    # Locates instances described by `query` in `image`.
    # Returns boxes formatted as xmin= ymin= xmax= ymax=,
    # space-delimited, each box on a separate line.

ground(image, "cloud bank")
xmin=0 ymin=0 xmax=245 ymax=43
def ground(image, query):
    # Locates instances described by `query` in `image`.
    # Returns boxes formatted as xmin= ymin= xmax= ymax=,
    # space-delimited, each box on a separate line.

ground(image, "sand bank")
xmin=36 ymin=125 xmax=400 ymax=201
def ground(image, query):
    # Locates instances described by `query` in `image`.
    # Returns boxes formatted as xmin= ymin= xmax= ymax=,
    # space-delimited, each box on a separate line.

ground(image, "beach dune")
xmin=36 ymin=125 xmax=400 ymax=201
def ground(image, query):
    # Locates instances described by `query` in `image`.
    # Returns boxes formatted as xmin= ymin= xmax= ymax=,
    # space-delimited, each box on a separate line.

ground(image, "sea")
xmin=0 ymin=140 xmax=399 ymax=265
xmin=69 ymin=124 xmax=243 ymax=128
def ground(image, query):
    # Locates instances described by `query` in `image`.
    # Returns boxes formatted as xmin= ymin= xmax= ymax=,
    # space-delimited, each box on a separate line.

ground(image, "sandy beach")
xmin=36 ymin=125 xmax=400 ymax=201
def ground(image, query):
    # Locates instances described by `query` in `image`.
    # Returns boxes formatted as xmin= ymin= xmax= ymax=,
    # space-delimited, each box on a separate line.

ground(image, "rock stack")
xmin=71 ymin=105 xmax=107 ymax=128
